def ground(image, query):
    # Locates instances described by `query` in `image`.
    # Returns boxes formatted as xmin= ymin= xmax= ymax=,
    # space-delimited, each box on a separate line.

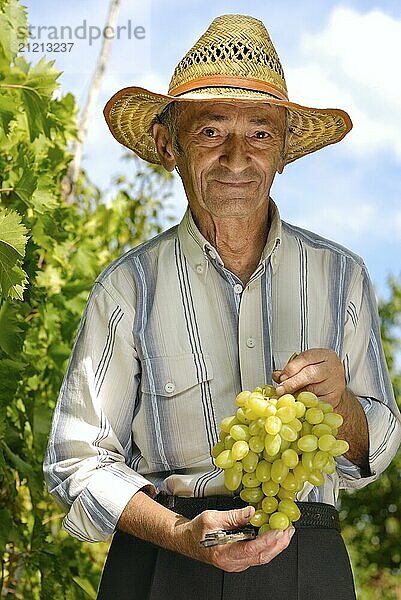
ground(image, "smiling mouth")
xmin=214 ymin=180 xmax=254 ymax=186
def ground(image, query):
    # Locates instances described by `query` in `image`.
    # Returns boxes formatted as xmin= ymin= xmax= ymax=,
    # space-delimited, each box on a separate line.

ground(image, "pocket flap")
xmin=141 ymin=353 xmax=213 ymax=396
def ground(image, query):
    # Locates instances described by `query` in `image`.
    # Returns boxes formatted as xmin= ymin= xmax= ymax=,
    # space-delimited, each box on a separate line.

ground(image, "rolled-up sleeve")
xmin=337 ymin=264 xmax=401 ymax=489
xmin=43 ymin=277 xmax=154 ymax=542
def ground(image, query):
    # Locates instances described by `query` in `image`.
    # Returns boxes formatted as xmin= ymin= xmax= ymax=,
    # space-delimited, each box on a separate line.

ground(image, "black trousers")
xmin=97 ymin=525 xmax=356 ymax=600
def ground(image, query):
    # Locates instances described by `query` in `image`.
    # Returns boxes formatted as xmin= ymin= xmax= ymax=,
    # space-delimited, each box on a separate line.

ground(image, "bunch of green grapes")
xmin=212 ymin=387 xmax=349 ymax=534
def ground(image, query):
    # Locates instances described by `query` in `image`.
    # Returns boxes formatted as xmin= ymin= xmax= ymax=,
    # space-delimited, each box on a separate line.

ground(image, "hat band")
xmin=168 ymin=75 xmax=289 ymax=101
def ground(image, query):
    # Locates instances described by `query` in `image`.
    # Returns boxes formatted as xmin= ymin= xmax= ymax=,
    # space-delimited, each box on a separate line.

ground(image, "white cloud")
xmin=285 ymin=7 xmax=401 ymax=160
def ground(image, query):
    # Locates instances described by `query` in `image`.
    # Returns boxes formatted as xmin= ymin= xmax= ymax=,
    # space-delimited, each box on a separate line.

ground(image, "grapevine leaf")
xmin=31 ymin=188 xmax=58 ymax=213
xmin=0 ymin=90 xmax=16 ymax=134
xmin=25 ymin=57 xmax=61 ymax=98
xmin=0 ymin=209 xmax=29 ymax=298
xmin=0 ymin=301 xmax=25 ymax=356
xmin=21 ymin=87 xmax=50 ymax=141
xmin=13 ymin=168 xmax=38 ymax=205
xmin=0 ymin=0 xmax=27 ymax=61
xmin=0 ymin=263 xmax=28 ymax=299
xmin=72 ymin=577 xmax=97 ymax=599
xmin=0 ymin=208 xmax=28 ymax=256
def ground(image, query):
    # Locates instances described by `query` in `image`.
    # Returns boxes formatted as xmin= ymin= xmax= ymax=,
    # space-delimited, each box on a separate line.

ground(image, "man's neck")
xmin=191 ymin=204 xmax=270 ymax=285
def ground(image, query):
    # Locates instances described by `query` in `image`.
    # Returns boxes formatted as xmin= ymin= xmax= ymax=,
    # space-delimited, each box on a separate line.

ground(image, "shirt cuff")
xmin=337 ymin=397 xmax=401 ymax=490
xmin=62 ymin=462 xmax=156 ymax=542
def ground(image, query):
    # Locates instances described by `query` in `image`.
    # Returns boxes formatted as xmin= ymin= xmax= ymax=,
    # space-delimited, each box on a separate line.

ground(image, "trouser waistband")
xmin=155 ymin=494 xmax=340 ymax=531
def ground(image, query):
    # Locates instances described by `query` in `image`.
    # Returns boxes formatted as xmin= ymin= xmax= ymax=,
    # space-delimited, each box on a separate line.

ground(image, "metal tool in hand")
xmin=200 ymin=527 xmax=257 ymax=547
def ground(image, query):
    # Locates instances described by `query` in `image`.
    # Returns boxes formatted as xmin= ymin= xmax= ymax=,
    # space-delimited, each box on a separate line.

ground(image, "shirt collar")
xmin=177 ymin=198 xmax=283 ymax=276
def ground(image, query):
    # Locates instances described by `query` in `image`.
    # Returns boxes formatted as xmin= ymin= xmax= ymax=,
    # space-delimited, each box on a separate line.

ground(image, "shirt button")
xmin=233 ymin=283 xmax=243 ymax=294
xmin=246 ymin=337 xmax=255 ymax=348
xmin=165 ymin=382 xmax=175 ymax=393
xmin=208 ymin=250 xmax=217 ymax=260
xmin=196 ymin=264 xmax=204 ymax=273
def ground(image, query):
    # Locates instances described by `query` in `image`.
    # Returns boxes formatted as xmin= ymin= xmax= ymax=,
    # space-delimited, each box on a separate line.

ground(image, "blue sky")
xmin=22 ymin=0 xmax=401 ymax=299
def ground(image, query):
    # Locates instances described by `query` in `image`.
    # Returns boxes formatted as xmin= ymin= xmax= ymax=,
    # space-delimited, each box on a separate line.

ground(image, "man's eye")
xmin=202 ymin=128 xmax=218 ymax=138
xmin=254 ymin=131 xmax=270 ymax=139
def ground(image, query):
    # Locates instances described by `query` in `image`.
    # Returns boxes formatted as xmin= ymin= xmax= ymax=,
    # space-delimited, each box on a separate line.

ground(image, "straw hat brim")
xmin=104 ymin=86 xmax=352 ymax=166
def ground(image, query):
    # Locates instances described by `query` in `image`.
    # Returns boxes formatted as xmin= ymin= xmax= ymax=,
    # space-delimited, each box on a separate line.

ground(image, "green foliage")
xmin=0 ymin=1 xmax=173 ymax=597
xmin=340 ymin=281 xmax=401 ymax=599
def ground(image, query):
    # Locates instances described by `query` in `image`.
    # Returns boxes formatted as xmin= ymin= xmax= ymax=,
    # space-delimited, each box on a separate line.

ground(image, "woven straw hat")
xmin=104 ymin=14 xmax=352 ymax=165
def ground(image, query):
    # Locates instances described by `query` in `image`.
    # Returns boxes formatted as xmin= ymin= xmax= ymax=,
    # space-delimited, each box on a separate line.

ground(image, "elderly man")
xmin=44 ymin=14 xmax=401 ymax=600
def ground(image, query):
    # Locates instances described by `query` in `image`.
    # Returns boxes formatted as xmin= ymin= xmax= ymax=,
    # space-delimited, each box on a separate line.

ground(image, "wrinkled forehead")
xmin=178 ymin=100 xmax=286 ymax=128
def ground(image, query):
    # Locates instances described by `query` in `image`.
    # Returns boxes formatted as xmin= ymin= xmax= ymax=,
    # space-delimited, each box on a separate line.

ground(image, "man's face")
xmin=173 ymin=101 xmax=287 ymax=220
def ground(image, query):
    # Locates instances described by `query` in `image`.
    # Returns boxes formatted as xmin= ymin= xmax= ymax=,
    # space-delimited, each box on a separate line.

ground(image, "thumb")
xmin=221 ymin=505 xmax=255 ymax=529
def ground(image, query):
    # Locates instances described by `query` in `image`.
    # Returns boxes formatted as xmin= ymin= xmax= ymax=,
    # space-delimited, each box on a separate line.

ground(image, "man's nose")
xmin=219 ymin=135 xmax=251 ymax=172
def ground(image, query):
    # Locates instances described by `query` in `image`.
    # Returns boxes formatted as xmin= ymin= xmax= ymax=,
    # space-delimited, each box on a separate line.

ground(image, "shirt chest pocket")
xmin=135 ymin=353 xmax=215 ymax=469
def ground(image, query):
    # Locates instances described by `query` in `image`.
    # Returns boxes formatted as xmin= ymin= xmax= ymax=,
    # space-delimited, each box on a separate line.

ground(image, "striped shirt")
xmin=44 ymin=200 xmax=401 ymax=542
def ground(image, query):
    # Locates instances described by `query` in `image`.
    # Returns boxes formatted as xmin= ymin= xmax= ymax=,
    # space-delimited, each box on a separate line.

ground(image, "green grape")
xmin=224 ymin=463 xmax=243 ymax=491
xmin=329 ymin=439 xmax=350 ymax=456
xmin=294 ymin=401 xmax=306 ymax=418
xmin=263 ymin=449 xmax=279 ymax=463
xmin=262 ymin=495 xmax=279 ymax=513
xmin=319 ymin=401 xmax=334 ymax=413
xmin=244 ymin=407 xmax=259 ymax=421
xmin=301 ymin=421 xmax=313 ymax=436
xmin=211 ymin=441 xmax=225 ymax=458
xmin=271 ymin=459 xmax=289 ymax=483
xmin=323 ymin=412 xmax=343 ymax=429
xmin=269 ymin=511 xmax=290 ymax=530
xmin=240 ymin=486 xmax=264 ymax=503
xmin=276 ymin=394 xmax=296 ymax=408
xmin=293 ymin=463 xmax=308 ymax=485
xmin=280 ymin=437 xmax=292 ymax=452
xmin=236 ymin=408 xmax=250 ymax=424
xmin=242 ymin=450 xmax=259 ymax=472
xmin=248 ymin=392 xmax=269 ymax=417
xmin=214 ymin=449 xmax=235 ymax=469
xmin=318 ymin=434 xmax=336 ymax=452
xmin=278 ymin=498 xmax=301 ymax=522
xmin=258 ymin=523 xmax=271 ymax=536
xmin=250 ymin=509 xmax=269 ymax=527
xmin=296 ymin=391 xmax=319 ymax=407
xmin=230 ymin=424 xmax=250 ymax=441
xmin=312 ymin=423 xmax=332 ymax=438
xmin=280 ymin=424 xmax=298 ymax=442
xmin=297 ymin=434 xmax=318 ymax=452
xmin=305 ymin=407 xmax=324 ymax=424
xmin=301 ymin=451 xmax=316 ymax=472
xmin=281 ymin=472 xmax=300 ymax=492
xmin=263 ymin=403 xmax=277 ymax=417
xmin=322 ymin=455 xmax=336 ymax=474
xmin=264 ymin=433 xmax=281 ymax=456
xmin=220 ymin=415 xmax=238 ymax=433
xmin=249 ymin=418 xmax=265 ymax=436
xmin=313 ymin=450 xmax=330 ymax=469
xmin=235 ymin=390 xmax=251 ymax=407
xmin=231 ymin=440 xmax=249 ymax=461
xmin=263 ymin=384 xmax=277 ymax=398
xmin=289 ymin=441 xmax=302 ymax=454
xmin=255 ymin=460 xmax=271 ymax=482
xmin=262 ymin=479 xmax=280 ymax=496
xmin=219 ymin=430 xmax=228 ymax=441
xmin=288 ymin=418 xmax=302 ymax=432
xmin=242 ymin=471 xmax=260 ymax=488
xmin=224 ymin=435 xmax=235 ymax=449
xmin=281 ymin=448 xmax=299 ymax=468
xmin=307 ymin=469 xmax=325 ymax=486
xmin=277 ymin=487 xmax=297 ymax=501
xmin=265 ymin=415 xmax=282 ymax=435
xmin=249 ymin=434 xmax=265 ymax=453
xmin=277 ymin=405 xmax=296 ymax=424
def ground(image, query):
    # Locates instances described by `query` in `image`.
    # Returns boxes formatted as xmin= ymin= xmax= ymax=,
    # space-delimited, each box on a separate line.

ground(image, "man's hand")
xmin=179 ymin=505 xmax=294 ymax=572
xmin=272 ymin=348 xmax=345 ymax=408
xmin=118 ymin=491 xmax=294 ymax=573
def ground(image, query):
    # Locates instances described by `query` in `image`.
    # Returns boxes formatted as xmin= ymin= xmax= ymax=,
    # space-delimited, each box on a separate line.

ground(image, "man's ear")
xmin=152 ymin=123 xmax=176 ymax=171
